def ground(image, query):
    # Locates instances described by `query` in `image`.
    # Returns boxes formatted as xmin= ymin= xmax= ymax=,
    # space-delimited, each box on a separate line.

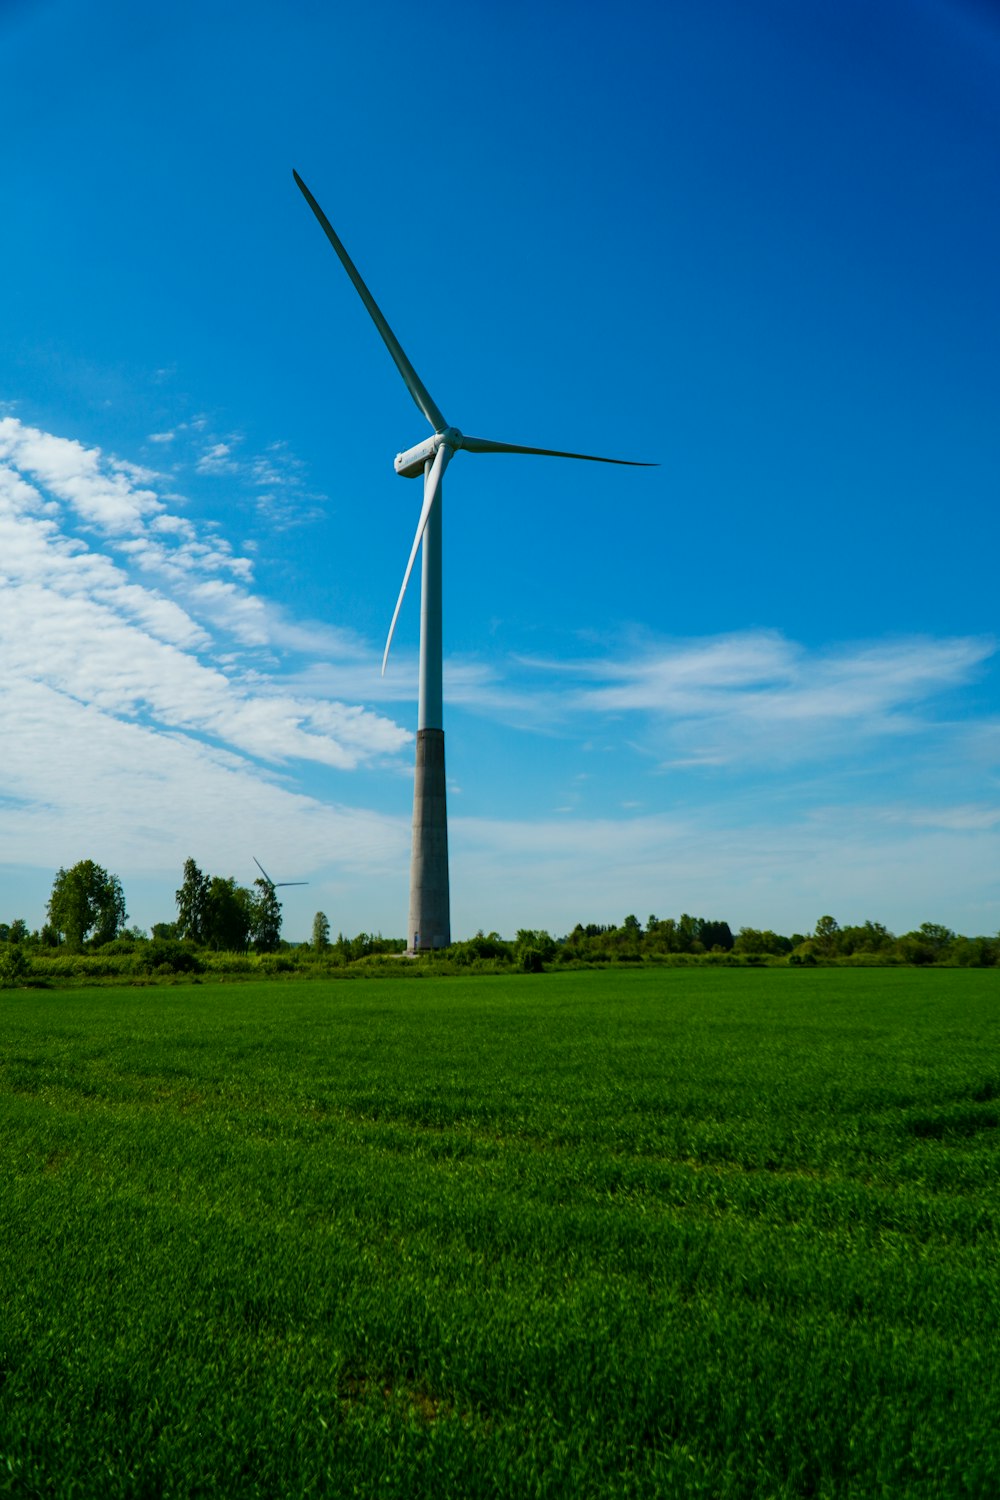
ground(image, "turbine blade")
xmin=274 ymin=882 xmax=309 ymax=887
xmin=253 ymin=857 xmax=274 ymax=885
xmin=382 ymin=444 xmax=451 ymax=676
xmin=293 ymin=171 xmax=448 ymax=433
xmin=461 ymin=434 xmax=657 ymax=466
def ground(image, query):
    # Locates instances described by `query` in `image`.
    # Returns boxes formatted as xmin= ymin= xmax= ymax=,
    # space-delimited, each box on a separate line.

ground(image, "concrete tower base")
xmin=408 ymin=728 xmax=450 ymax=952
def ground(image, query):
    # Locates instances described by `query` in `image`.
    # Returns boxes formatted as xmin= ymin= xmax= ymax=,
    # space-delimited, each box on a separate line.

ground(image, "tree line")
xmin=1 ymin=859 xmax=997 ymax=971
xmin=0 ymin=857 xmax=286 ymax=956
xmin=549 ymin=913 xmax=998 ymax=967
xmin=439 ymin=913 xmax=998 ymax=970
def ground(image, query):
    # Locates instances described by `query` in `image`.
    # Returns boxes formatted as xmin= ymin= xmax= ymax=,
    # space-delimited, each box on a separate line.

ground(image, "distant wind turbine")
xmin=293 ymin=169 xmax=656 ymax=953
xmin=253 ymin=857 xmax=308 ymax=890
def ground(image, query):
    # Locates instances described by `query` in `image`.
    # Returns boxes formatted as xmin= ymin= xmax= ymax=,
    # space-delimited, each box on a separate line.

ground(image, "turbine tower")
xmin=293 ymin=171 xmax=655 ymax=953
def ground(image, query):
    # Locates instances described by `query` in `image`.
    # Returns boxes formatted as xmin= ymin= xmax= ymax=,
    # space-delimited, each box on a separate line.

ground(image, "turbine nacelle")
xmin=394 ymin=428 xmax=463 ymax=478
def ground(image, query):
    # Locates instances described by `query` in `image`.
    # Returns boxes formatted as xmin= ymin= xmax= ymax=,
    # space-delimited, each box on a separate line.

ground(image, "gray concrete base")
xmin=408 ymin=728 xmax=450 ymax=953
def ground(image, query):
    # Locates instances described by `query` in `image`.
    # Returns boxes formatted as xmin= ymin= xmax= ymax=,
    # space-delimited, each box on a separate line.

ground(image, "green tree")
xmin=644 ymin=917 xmax=677 ymax=953
xmin=203 ymin=876 xmax=253 ymax=951
xmin=312 ymin=911 xmax=331 ymax=950
xmin=250 ymin=880 xmax=282 ymax=952
xmin=813 ymin=915 xmax=841 ymax=956
xmin=733 ymin=928 xmax=789 ymax=956
xmin=47 ymin=861 xmax=127 ymax=951
xmin=839 ymin=920 xmax=894 ymax=955
xmin=916 ymin=922 xmax=955 ymax=957
xmin=515 ymin=928 xmax=556 ymax=963
xmin=700 ymin=919 xmax=735 ymax=952
xmin=675 ymin=913 xmax=711 ymax=953
xmin=898 ymin=922 xmax=956 ymax=965
xmin=8 ymin=919 xmax=28 ymax=945
xmin=175 ymin=858 xmax=209 ymax=944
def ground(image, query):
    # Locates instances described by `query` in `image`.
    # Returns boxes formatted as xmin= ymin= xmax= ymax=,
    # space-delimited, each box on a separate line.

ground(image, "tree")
xmin=916 ymin=922 xmax=955 ymax=957
xmin=839 ymin=920 xmax=893 ymax=956
xmin=47 ymin=861 xmax=127 ymax=951
xmin=676 ymin=913 xmax=705 ymax=952
xmin=700 ymin=920 xmax=735 ymax=952
xmin=175 ymin=858 xmax=209 ymax=944
xmin=203 ymin=876 xmax=253 ymax=951
xmin=813 ymin=915 xmax=841 ymax=956
xmin=898 ymin=922 xmax=956 ymax=965
xmin=8 ymin=919 xmax=28 ymax=945
xmin=312 ymin=911 xmax=331 ymax=951
xmin=250 ymin=880 xmax=282 ymax=952
xmin=733 ymin=927 xmax=790 ymax=956
xmin=515 ymin=928 xmax=556 ymax=962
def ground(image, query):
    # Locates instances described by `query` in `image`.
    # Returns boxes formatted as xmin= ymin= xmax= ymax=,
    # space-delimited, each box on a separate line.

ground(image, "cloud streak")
xmin=0 ymin=416 xmax=410 ymax=791
xmin=510 ymin=630 xmax=996 ymax=768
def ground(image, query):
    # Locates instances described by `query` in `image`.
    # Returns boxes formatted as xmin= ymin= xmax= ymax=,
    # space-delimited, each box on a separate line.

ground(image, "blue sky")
xmin=2 ymin=0 xmax=998 ymax=941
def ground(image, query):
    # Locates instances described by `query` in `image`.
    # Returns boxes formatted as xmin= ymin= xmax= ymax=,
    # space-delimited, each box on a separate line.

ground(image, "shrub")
xmin=135 ymin=941 xmax=204 ymax=975
xmin=0 ymin=947 xmax=29 ymax=987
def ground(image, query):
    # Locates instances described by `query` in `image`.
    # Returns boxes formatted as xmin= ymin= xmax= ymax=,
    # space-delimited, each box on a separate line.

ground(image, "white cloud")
xmin=167 ymin=425 xmax=326 ymax=528
xmin=0 ymin=677 xmax=408 ymax=881
xmin=510 ymin=630 xmax=996 ymax=769
xmin=196 ymin=441 xmax=239 ymax=476
xmin=0 ymin=418 xmax=166 ymax=534
xmin=0 ymin=417 xmax=411 ymax=807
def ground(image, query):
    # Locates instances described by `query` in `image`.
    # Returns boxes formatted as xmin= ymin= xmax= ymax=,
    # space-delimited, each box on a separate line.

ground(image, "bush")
xmin=952 ymin=937 xmax=998 ymax=968
xmin=0 ymin=947 xmax=29 ymax=987
xmin=135 ymin=941 xmax=204 ymax=976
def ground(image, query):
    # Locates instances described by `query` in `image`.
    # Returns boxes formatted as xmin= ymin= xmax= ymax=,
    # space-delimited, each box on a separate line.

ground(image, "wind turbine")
xmin=293 ymin=170 xmax=655 ymax=954
xmin=252 ymin=857 xmax=308 ymax=890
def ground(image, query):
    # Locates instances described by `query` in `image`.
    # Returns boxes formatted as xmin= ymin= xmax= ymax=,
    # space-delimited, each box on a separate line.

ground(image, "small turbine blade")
xmin=253 ymin=857 xmax=274 ymax=886
xmin=382 ymin=443 xmax=451 ymax=676
xmin=461 ymin=434 xmax=657 ymax=466
xmin=293 ymin=171 xmax=448 ymax=434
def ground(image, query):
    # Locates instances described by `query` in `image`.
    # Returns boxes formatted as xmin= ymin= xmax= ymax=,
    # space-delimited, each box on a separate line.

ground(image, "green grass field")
xmin=1 ymin=967 xmax=998 ymax=1497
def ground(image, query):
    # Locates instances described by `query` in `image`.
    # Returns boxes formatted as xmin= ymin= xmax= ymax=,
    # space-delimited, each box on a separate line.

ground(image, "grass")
xmin=1 ymin=966 xmax=998 ymax=1496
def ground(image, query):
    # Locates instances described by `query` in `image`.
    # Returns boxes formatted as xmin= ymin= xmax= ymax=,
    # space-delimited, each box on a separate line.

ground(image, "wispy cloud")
xmin=195 ymin=440 xmax=240 ymax=476
xmin=0 ymin=418 xmax=410 ymax=817
xmin=510 ymin=629 xmax=996 ymax=768
xmin=143 ymin=418 xmax=327 ymax=529
xmin=1 ymin=675 xmax=409 ymax=881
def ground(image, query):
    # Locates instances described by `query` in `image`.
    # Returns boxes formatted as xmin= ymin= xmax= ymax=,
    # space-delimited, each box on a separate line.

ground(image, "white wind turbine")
xmin=294 ymin=170 xmax=655 ymax=953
